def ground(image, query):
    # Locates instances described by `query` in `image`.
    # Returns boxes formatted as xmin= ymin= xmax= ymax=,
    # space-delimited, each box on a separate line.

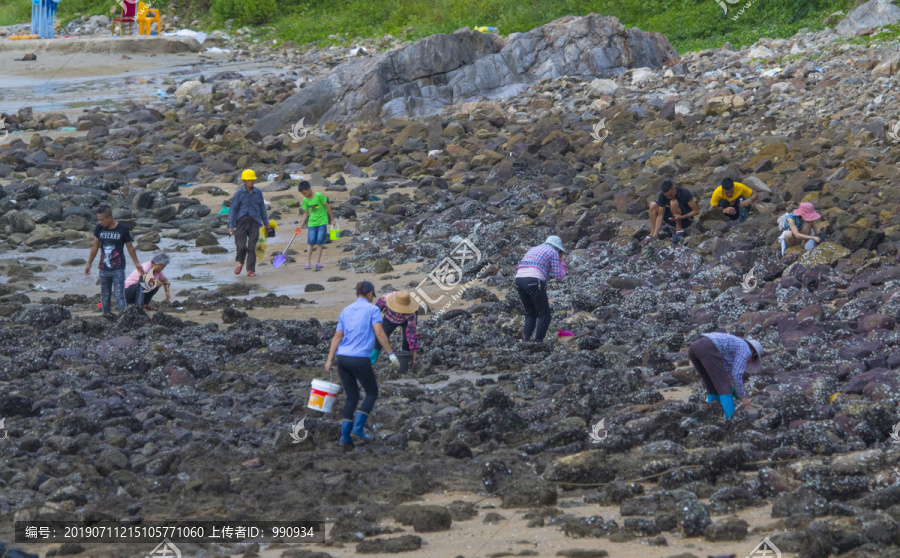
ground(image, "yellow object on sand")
xmin=255 ymin=220 xmax=279 ymax=260
xmin=256 ymin=229 xmax=268 ymax=260
xmin=136 ymin=1 xmax=161 ymax=35
xmin=9 ymin=34 xmax=39 ymax=40
xmin=329 ymin=220 xmax=341 ymax=241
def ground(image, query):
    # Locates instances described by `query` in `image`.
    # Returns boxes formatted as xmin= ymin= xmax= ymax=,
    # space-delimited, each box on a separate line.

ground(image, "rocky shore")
xmin=3 ymin=8 xmax=900 ymax=558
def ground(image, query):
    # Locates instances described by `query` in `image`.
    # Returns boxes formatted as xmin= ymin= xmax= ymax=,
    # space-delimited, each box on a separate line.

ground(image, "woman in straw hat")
xmin=371 ymin=290 xmax=420 ymax=371
xmin=778 ymin=202 xmax=822 ymax=255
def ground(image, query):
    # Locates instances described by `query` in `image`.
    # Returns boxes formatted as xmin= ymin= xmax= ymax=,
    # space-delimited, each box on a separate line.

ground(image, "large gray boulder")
xmin=836 ymin=0 xmax=900 ymax=37
xmin=0 ymin=210 xmax=36 ymax=234
xmin=251 ymin=13 xmax=677 ymax=135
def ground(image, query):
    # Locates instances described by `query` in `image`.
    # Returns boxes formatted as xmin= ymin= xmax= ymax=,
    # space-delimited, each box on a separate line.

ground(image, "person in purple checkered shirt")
xmin=514 ymin=236 xmax=567 ymax=343
xmin=688 ymin=333 xmax=764 ymax=419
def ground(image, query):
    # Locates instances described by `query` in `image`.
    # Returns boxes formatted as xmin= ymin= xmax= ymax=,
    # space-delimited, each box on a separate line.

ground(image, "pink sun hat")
xmin=794 ymin=202 xmax=821 ymax=221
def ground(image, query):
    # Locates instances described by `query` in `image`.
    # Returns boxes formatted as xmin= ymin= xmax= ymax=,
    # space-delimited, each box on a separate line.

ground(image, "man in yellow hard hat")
xmin=228 ymin=169 xmax=268 ymax=277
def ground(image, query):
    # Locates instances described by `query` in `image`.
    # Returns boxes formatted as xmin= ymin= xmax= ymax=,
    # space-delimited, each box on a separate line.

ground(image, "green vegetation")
xmin=0 ymin=2 xmax=32 ymax=27
xmin=846 ymin=22 xmax=900 ymax=44
xmin=259 ymin=0 xmax=862 ymax=53
xmin=1 ymin=0 xmax=865 ymax=54
xmin=211 ymin=0 xmax=276 ymax=25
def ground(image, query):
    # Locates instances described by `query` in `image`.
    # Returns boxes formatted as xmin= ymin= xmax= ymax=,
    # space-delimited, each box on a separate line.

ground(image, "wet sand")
xmin=243 ymin=491 xmax=798 ymax=558
xmin=11 ymin=175 xmax=497 ymax=323
xmin=0 ymin=43 xmax=287 ymax=113
xmin=9 ymin=493 xmax=798 ymax=558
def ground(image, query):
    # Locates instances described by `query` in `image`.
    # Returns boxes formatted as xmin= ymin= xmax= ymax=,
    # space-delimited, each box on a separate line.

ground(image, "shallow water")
xmin=0 ymin=57 xmax=290 ymax=114
xmin=2 ymin=235 xmax=313 ymax=300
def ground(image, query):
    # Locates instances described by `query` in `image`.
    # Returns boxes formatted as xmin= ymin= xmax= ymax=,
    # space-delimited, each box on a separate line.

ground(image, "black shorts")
xmin=663 ymin=206 xmax=693 ymax=228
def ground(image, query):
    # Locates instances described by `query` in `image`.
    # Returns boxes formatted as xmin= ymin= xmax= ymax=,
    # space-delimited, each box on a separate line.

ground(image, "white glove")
xmin=388 ymin=353 xmax=400 ymax=370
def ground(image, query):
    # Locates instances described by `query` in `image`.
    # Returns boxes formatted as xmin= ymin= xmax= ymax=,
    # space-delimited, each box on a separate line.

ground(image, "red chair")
xmin=113 ymin=0 xmax=138 ymax=36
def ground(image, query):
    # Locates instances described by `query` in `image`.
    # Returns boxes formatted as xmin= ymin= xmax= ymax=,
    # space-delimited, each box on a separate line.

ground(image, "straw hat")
xmin=746 ymin=339 xmax=764 ymax=374
xmin=386 ymin=290 xmax=420 ymax=314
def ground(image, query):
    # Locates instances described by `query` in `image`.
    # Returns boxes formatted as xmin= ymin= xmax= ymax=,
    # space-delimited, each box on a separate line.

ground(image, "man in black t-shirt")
xmin=84 ymin=205 xmax=143 ymax=314
xmin=645 ymin=180 xmax=700 ymax=244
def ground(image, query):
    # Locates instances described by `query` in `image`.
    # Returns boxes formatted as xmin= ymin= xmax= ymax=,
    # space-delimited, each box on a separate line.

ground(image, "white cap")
xmin=545 ymin=235 xmax=566 ymax=253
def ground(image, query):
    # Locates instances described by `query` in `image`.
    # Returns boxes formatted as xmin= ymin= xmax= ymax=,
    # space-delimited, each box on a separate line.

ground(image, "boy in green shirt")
xmin=299 ymin=181 xmax=335 ymax=270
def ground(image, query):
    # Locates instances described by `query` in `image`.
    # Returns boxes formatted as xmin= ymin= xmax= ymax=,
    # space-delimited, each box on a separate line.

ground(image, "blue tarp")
xmin=31 ymin=0 xmax=59 ymax=39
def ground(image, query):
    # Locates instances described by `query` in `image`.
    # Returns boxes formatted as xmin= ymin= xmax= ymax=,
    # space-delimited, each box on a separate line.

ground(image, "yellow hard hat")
xmin=241 ymin=169 xmax=257 ymax=181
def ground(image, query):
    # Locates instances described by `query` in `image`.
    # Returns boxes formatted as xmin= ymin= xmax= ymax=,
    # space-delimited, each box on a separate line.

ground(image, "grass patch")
xmin=846 ymin=22 xmax=900 ymax=45
xmin=264 ymin=0 xmax=861 ymax=53
xmin=0 ymin=3 xmax=32 ymax=27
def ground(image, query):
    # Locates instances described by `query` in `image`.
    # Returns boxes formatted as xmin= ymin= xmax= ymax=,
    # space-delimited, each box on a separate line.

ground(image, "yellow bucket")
xmin=329 ymin=222 xmax=341 ymax=241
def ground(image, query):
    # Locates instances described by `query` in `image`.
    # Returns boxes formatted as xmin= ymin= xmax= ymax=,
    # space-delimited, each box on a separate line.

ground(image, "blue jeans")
xmin=307 ymin=225 xmax=327 ymax=245
xmin=99 ymin=269 xmax=126 ymax=314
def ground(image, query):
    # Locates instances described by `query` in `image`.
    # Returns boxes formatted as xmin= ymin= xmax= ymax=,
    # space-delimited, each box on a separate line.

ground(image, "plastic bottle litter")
xmin=474 ymin=26 xmax=498 ymax=33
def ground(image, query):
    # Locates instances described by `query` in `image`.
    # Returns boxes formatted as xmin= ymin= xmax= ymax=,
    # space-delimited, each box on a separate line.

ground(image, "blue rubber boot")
xmin=340 ymin=419 xmax=355 ymax=448
xmin=351 ymin=411 xmax=373 ymax=441
xmin=719 ymin=394 xmax=736 ymax=419
xmin=707 ymin=394 xmax=720 ymax=403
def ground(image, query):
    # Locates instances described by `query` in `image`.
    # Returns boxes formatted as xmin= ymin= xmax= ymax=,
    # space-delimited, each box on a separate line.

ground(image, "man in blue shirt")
xmin=228 ymin=169 xmax=268 ymax=277
xmin=325 ymin=281 xmax=400 ymax=449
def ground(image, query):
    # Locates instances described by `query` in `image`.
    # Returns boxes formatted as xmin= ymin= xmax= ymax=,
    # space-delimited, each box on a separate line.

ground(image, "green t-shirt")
xmin=302 ymin=192 xmax=329 ymax=227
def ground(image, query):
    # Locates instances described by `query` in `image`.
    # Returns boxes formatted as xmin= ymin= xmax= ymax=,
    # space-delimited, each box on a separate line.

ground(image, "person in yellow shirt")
xmin=710 ymin=178 xmax=758 ymax=223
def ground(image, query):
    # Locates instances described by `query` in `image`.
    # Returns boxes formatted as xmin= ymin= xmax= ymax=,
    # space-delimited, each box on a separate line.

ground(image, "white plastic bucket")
xmin=308 ymin=379 xmax=340 ymax=413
